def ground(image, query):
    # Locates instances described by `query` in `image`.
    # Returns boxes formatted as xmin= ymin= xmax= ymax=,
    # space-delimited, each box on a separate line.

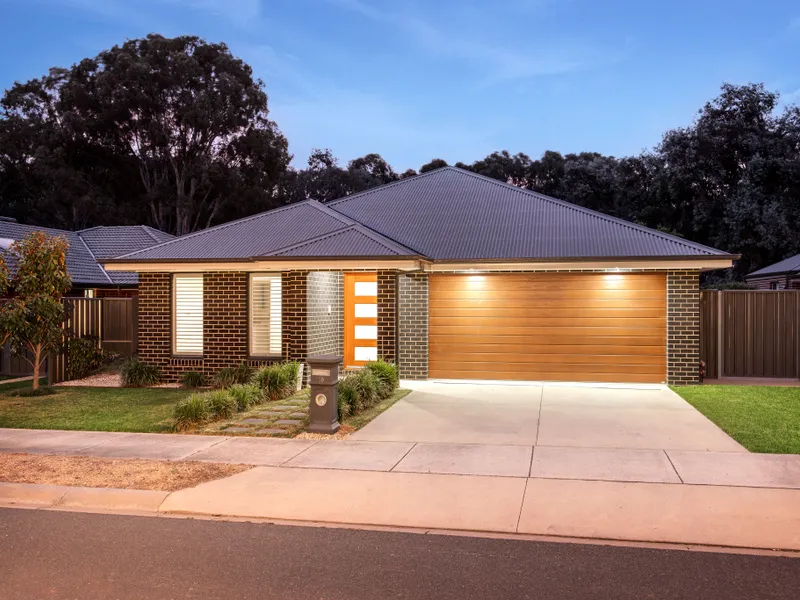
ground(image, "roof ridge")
xmin=77 ymin=234 xmax=114 ymax=284
xmin=446 ymin=167 xmax=725 ymax=257
xmin=140 ymin=225 xmax=164 ymax=244
xmin=261 ymin=224 xmax=418 ymax=257
xmin=326 ymin=168 xmax=447 ymax=207
xmin=114 ymin=200 xmax=318 ymax=259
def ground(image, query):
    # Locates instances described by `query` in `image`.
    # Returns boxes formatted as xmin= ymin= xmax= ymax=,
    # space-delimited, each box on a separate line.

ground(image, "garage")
xmin=428 ymin=273 xmax=667 ymax=384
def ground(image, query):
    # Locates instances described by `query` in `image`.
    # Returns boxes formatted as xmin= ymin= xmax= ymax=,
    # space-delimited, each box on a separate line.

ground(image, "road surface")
xmin=0 ymin=508 xmax=797 ymax=599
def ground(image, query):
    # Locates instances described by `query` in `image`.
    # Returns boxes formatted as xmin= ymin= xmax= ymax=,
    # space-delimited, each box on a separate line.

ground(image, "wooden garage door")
xmin=428 ymin=273 xmax=666 ymax=384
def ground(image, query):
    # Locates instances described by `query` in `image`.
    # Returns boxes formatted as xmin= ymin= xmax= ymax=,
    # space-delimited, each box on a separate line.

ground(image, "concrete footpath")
xmin=2 ymin=428 xmax=800 ymax=551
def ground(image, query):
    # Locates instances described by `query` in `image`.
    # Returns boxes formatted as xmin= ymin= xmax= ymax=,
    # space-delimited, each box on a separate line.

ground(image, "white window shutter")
xmin=250 ymin=274 xmax=282 ymax=355
xmin=174 ymin=274 xmax=203 ymax=355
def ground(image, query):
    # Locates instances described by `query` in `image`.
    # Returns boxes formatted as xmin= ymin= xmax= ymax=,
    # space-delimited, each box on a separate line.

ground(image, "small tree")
xmin=4 ymin=232 xmax=71 ymax=390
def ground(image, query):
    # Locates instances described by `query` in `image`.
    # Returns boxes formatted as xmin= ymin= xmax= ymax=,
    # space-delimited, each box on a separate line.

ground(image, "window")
xmin=250 ymin=274 xmax=282 ymax=356
xmin=173 ymin=274 xmax=204 ymax=355
xmin=770 ymin=282 xmax=779 ymax=290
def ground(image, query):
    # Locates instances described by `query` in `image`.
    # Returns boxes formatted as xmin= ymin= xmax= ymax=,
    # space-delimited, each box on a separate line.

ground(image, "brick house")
xmin=103 ymin=167 xmax=736 ymax=385
xmin=746 ymin=255 xmax=800 ymax=290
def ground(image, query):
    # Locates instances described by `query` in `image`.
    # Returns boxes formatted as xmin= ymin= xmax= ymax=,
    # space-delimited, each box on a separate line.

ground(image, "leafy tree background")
xmin=1 ymin=34 xmax=798 ymax=280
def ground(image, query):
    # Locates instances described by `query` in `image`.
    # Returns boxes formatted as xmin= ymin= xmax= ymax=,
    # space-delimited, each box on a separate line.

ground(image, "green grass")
xmin=0 ymin=378 xmax=47 ymax=393
xmin=342 ymin=388 xmax=411 ymax=430
xmin=0 ymin=386 xmax=189 ymax=433
xmin=672 ymin=385 xmax=800 ymax=454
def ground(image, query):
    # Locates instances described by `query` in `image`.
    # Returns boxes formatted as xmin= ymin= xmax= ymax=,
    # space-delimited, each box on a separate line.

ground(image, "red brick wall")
xmin=137 ymin=271 xmax=300 ymax=382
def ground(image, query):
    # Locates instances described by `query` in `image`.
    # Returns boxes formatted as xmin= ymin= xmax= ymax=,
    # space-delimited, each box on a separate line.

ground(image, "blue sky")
xmin=1 ymin=0 xmax=799 ymax=170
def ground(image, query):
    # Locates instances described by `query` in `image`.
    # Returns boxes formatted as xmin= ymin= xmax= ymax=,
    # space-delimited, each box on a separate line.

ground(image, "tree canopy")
xmin=1 ymin=34 xmax=798 ymax=281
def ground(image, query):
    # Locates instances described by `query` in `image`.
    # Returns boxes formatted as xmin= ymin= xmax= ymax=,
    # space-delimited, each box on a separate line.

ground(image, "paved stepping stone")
xmin=239 ymin=418 xmax=270 ymax=425
xmin=275 ymin=419 xmax=302 ymax=426
xmin=254 ymin=428 xmax=286 ymax=435
xmin=222 ymin=427 xmax=254 ymax=433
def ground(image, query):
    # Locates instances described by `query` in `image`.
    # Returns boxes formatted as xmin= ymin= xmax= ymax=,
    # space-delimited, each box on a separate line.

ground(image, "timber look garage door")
xmin=428 ymin=273 xmax=667 ymax=384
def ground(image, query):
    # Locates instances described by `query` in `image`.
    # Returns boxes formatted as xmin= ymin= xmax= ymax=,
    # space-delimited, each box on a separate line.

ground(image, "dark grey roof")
xmin=106 ymin=167 xmax=731 ymax=264
xmin=747 ymin=254 xmax=800 ymax=279
xmin=113 ymin=200 xmax=419 ymax=261
xmin=328 ymin=167 xmax=730 ymax=260
xmin=265 ymin=224 xmax=419 ymax=257
xmin=0 ymin=220 xmax=173 ymax=286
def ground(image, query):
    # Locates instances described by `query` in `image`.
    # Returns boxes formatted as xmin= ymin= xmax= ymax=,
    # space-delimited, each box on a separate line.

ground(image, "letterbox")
xmin=306 ymin=355 xmax=342 ymax=434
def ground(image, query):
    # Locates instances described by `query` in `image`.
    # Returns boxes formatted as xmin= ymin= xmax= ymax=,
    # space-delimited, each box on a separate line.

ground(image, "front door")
xmin=344 ymin=272 xmax=378 ymax=368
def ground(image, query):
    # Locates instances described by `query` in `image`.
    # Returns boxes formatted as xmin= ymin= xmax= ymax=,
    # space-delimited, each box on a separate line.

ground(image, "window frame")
xmin=172 ymin=273 xmax=204 ymax=357
xmin=248 ymin=273 xmax=283 ymax=358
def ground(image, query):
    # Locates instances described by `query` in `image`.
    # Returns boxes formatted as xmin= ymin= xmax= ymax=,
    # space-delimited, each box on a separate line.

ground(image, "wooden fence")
xmin=700 ymin=290 xmax=800 ymax=379
xmin=48 ymin=297 xmax=138 ymax=384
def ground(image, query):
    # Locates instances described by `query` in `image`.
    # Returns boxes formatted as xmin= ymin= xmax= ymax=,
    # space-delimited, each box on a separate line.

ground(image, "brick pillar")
xmin=377 ymin=270 xmax=397 ymax=363
xmin=203 ymin=272 xmax=248 ymax=373
xmin=137 ymin=273 xmax=171 ymax=368
xmin=667 ymin=270 xmax=700 ymax=385
xmin=398 ymin=273 xmax=428 ymax=379
xmin=282 ymin=271 xmax=308 ymax=366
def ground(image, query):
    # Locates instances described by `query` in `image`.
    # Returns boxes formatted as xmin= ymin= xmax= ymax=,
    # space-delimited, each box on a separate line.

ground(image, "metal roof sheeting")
xmin=747 ymin=254 xmax=800 ymax=278
xmin=107 ymin=167 xmax=730 ymax=264
xmin=265 ymin=225 xmax=419 ymax=257
xmin=116 ymin=201 xmax=356 ymax=261
xmin=328 ymin=168 xmax=729 ymax=260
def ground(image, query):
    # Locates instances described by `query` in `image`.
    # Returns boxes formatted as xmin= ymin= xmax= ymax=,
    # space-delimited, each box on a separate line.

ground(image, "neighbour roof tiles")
xmin=0 ymin=220 xmax=173 ymax=286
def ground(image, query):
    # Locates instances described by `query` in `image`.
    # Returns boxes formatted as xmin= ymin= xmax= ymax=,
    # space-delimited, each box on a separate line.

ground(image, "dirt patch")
xmin=294 ymin=424 xmax=355 ymax=440
xmin=55 ymin=373 xmax=181 ymax=388
xmin=0 ymin=453 xmax=249 ymax=491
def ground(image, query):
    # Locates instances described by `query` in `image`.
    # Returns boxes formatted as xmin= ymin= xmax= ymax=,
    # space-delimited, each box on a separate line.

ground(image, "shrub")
xmin=206 ymin=390 xmax=237 ymax=419
xmin=337 ymin=375 xmax=358 ymax=420
xmin=120 ymin=357 xmax=160 ymax=387
xmin=214 ymin=362 xmax=252 ymax=389
xmin=364 ymin=360 xmax=398 ymax=398
xmin=354 ymin=368 xmax=380 ymax=409
xmin=228 ymin=383 xmax=263 ymax=411
xmin=173 ymin=394 xmax=211 ymax=431
xmin=252 ymin=361 xmax=298 ymax=401
xmin=66 ymin=337 xmax=105 ymax=381
xmin=180 ymin=371 xmax=206 ymax=388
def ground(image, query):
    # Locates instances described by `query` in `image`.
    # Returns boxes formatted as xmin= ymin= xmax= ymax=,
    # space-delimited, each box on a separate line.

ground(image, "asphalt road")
xmin=1 ymin=508 xmax=798 ymax=600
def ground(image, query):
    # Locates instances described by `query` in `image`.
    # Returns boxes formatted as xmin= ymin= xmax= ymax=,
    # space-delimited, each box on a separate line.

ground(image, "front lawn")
xmin=673 ymin=385 xmax=800 ymax=454
xmin=0 ymin=386 xmax=188 ymax=433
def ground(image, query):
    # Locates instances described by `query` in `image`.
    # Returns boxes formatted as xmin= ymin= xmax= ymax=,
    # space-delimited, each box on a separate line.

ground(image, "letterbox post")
xmin=306 ymin=355 xmax=342 ymax=434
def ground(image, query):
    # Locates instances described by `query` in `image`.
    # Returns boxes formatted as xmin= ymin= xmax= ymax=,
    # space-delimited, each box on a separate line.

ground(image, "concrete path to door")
xmin=350 ymin=380 xmax=746 ymax=452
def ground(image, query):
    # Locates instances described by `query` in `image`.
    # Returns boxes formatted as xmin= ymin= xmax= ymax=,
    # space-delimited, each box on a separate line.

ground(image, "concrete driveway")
xmin=350 ymin=381 xmax=745 ymax=452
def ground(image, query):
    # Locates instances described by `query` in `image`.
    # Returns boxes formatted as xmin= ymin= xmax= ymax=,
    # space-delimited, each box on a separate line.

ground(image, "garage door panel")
xmin=430 ymin=289 xmax=666 ymax=301
xmin=428 ymin=273 xmax=667 ymax=384
xmin=429 ymin=343 xmax=667 ymax=356
xmin=430 ymin=306 xmax=668 ymax=319
xmin=430 ymin=325 xmax=665 ymax=337
xmin=427 ymin=369 xmax=664 ymax=384
xmin=432 ymin=316 xmax=666 ymax=328
xmin=428 ymin=352 xmax=665 ymax=365
xmin=432 ymin=273 xmax=665 ymax=291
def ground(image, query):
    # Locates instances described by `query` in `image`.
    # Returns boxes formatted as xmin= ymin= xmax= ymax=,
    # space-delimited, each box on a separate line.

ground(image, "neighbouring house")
xmin=745 ymin=255 xmax=800 ymax=290
xmin=102 ymin=167 xmax=736 ymax=385
xmin=0 ymin=217 xmax=174 ymax=297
